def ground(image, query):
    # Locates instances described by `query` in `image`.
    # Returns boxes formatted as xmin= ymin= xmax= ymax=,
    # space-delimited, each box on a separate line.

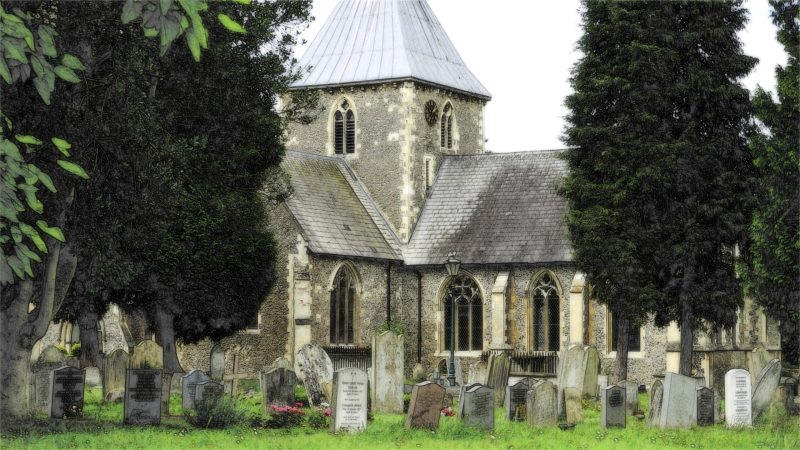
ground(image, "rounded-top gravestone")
xmin=296 ymin=344 xmax=334 ymax=406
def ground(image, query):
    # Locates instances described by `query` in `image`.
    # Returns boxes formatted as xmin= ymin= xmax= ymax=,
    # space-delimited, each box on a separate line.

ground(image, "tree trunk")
xmin=153 ymin=303 xmax=183 ymax=416
xmin=0 ymin=289 xmax=34 ymax=418
xmin=679 ymin=298 xmax=694 ymax=376
xmin=77 ymin=308 xmax=103 ymax=368
xmin=614 ymin=308 xmax=630 ymax=383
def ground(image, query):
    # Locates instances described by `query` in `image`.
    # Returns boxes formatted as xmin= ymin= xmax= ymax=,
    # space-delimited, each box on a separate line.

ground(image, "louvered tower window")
xmin=330 ymin=266 xmax=357 ymax=344
xmin=440 ymin=103 xmax=453 ymax=149
xmin=443 ymin=275 xmax=483 ymax=351
xmin=333 ymin=100 xmax=356 ymax=154
xmin=531 ymin=273 xmax=560 ymax=351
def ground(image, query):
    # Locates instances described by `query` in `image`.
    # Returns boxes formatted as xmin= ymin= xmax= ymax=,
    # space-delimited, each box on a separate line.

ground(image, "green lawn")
xmin=1 ymin=388 xmax=797 ymax=450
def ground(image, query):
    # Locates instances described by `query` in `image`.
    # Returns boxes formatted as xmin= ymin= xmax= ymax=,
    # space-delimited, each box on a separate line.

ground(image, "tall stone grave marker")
xmin=405 ymin=381 xmax=446 ymax=429
xmin=260 ymin=367 xmax=296 ymax=408
xmin=130 ymin=341 xmax=163 ymax=369
xmin=29 ymin=345 xmax=65 ymax=413
xmin=210 ymin=345 xmax=225 ymax=380
xmin=564 ymin=387 xmax=583 ymax=423
xmin=296 ymin=344 xmax=334 ymax=406
xmin=583 ymin=346 xmax=600 ymax=398
xmin=526 ymin=380 xmax=557 ymax=427
xmin=658 ymin=372 xmax=697 ymax=429
xmin=485 ymin=352 xmax=511 ymax=407
xmin=103 ymin=349 xmax=128 ymax=401
xmin=458 ymin=383 xmax=481 ymax=417
xmin=725 ymin=368 xmax=752 ymax=427
xmin=751 ymin=359 xmax=781 ymax=421
xmin=601 ymin=384 xmax=626 ymax=428
xmin=84 ymin=367 xmax=101 ymax=387
xmin=181 ymin=369 xmax=210 ymax=410
xmin=124 ymin=368 xmax=162 ymax=425
xmin=557 ymin=344 xmax=586 ymax=415
xmin=49 ymin=366 xmax=85 ymax=419
xmin=648 ymin=379 xmax=664 ymax=426
xmin=505 ymin=378 xmax=530 ymax=421
xmin=696 ymin=386 xmax=714 ymax=426
xmin=194 ymin=380 xmax=223 ymax=405
xmin=331 ymin=368 xmax=368 ymax=433
xmin=468 ymin=361 xmax=488 ymax=385
xmin=460 ymin=385 xmax=494 ymax=430
xmin=371 ymin=331 xmax=404 ymax=413
xmin=623 ymin=380 xmax=640 ymax=414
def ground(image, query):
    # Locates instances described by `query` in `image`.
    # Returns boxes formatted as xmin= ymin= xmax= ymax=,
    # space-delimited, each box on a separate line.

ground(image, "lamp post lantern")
xmin=444 ymin=252 xmax=460 ymax=387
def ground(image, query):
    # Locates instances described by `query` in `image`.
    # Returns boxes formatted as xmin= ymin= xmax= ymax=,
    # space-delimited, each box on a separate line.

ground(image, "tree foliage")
xmin=744 ymin=0 xmax=799 ymax=365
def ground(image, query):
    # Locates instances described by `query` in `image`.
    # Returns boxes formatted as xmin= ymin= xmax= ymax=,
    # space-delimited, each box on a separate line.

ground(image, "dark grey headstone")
xmin=725 ymin=368 xmax=752 ymax=427
xmin=30 ymin=345 xmax=65 ymax=413
xmin=485 ymin=352 xmax=511 ymax=407
xmin=124 ymin=369 xmax=162 ymax=425
xmin=194 ymin=380 xmax=223 ymax=405
xmin=210 ymin=345 xmax=225 ymax=381
xmin=696 ymin=386 xmax=714 ymax=426
xmin=331 ymin=368 xmax=368 ymax=433
xmin=622 ymin=380 xmax=639 ymax=414
xmin=261 ymin=367 xmax=296 ymax=408
xmin=526 ymin=380 xmax=557 ymax=427
xmin=751 ymin=359 xmax=781 ymax=421
xmin=505 ymin=379 xmax=530 ymax=421
xmin=648 ymin=380 xmax=663 ymax=426
xmin=659 ymin=372 xmax=697 ymax=429
xmin=181 ymin=369 xmax=210 ymax=410
xmin=406 ymin=381 xmax=446 ymax=429
xmin=460 ymin=385 xmax=494 ymax=430
xmin=49 ymin=366 xmax=84 ymax=419
xmin=601 ymin=384 xmax=626 ymax=428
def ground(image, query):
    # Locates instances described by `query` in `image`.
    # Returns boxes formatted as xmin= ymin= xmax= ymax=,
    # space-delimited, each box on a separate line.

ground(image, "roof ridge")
xmin=444 ymin=149 xmax=568 ymax=159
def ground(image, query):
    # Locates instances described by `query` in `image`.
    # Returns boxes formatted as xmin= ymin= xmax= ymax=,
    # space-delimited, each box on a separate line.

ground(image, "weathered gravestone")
xmin=557 ymin=344 xmax=586 ymax=415
xmin=460 ymin=385 xmax=494 ymax=430
xmin=751 ymin=359 xmax=781 ymax=421
xmin=103 ymin=349 xmax=128 ymax=402
xmin=713 ymin=388 xmax=722 ymax=423
xmin=468 ymin=361 xmax=488 ymax=385
xmin=696 ymin=386 xmax=714 ymax=426
xmin=130 ymin=341 xmax=163 ymax=369
xmin=84 ymin=367 xmax=101 ymax=387
xmin=648 ymin=379 xmax=664 ymax=426
xmin=526 ymin=380 xmax=557 ymax=427
xmin=564 ymin=387 xmax=583 ymax=423
xmin=270 ymin=356 xmax=293 ymax=370
xmin=583 ymin=346 xmax=600 ymax=398
xmin=505 ymin=378 xmax=530 ymax=421
xmin=260 ymin=367 xmax=296 ymax=408
xmin=210 ymin=345 xmax=225 ymax=381
xmin=49 ymin=366 xmax=85 ymax=419
xmin=658 ymin=372 xmax=697 ymax=429
xmin=181 ymin=369 xmax=210 ymax=410
xmin=622 ymin=380 xmax=640 ymax=414
xmin=406 ymin=381 xmax=446 ymax=429
xmin=371 ymin=331 xmax=404 ymax=413
xmin=458 ymin=383 xmax=482 ymax=417
xmin=597 ymin=374 xmax=609 ymax=394
xmin=601 ymin=384 xmax=626 ymax=428
xmin=748 ymin=346 xmax=772 ymax=384
xmin=725 ymin=368 xmax=752 ymax=427
xmin=331 ymin=368 xmax=369 ymax=433
xmin=485 ymin=352 xmax=511 ymax=407
xmin=124 ymin=369 xmax=162 ymax=425
xmin=194 ymin=380 xmax=224 ymax=405
xmin=29 ymin=345 xmax=65 ymax=413
xmin=296 ymin=344 xmax=334 ymax=406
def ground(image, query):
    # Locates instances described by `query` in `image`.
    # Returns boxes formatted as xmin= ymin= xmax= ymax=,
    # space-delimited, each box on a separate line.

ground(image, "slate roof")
xmin=404 ymin=151 xmax=572 ymax=265
xmin=282 ymin=151 xmax=402 ymax=261
xmin=290 ymin=0 xmax=491 ymax=100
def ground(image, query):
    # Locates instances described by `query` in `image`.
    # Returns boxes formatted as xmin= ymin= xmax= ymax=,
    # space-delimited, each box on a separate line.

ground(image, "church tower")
xmin=284 ymin=0 xmax=491 ymax=241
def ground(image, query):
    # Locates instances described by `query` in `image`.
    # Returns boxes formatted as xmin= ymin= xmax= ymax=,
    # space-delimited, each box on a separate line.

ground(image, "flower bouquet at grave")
xmin=440 ymin=406 xmax=455 ymax=417
xmin=265 ymin=403 xmax=306 ymax=429
xmin=307 ymin=403 xmax=332 ymax=429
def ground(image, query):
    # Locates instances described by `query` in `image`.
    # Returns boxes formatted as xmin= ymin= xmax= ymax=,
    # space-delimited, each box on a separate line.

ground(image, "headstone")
xmin=526 ymin=380 xmax=557 ymax=427
xmin=583 ymin=346 xmax=600 ymax=398
xmin=130 ymin=341 xmax=163 ymax=369
xmin=658 ymin=372 xmax=697 ymax=429
xmin=124 ymin=368 xmax=162 ymax=425
xmin=29 ymin=346 xmax=65 ymax=413
xmin=460 ymin=385 xmax=494 ymax=430
xmin=485 ymin=352 xmax=511 ymax=407
xmin=103 ymin=349 xmax=128 ymax=401
xmin=458 ymin=383 xmax=482 ymax=417
xmin=84 ymin=367 xmax=101 ymax=387
xmin=296 ymin=344 xmax=334 ymax=406
xmin=412 ymin=363 xmax=426 ymax=382
xmin=331 ymin=368 xmax=368 ymax=433
xmin=597 ymin=374 xmax=608 ymax=393
xmin=505 ymin=379 xmax=530 ymax=421
xmin=181 ymin=369 xmax=211 ymax=410
xmin=371 ymin=331 xmax=404 ymax=413
xmin=696 ymin=386 xmax=714 ymax=426
xmin=194 ymin=380 xmax=223 ymax=405
xmin=468 ymin=361 xmax=488 ymax=385
xmin=623 ymin=380 xmax=639 ymax=414
xmin=748 ymin=346 xmax=771 ymax=384
xmin=751 ymin=359 xmax=781 ymax=421
xmin=210 ymin=345 xmax=225 ymax=380
xmin=601 ymin=385 xmax=626 ymax=428
xmin=270 ymin=356 xmax=293 ymax=371
xmin=260 ymin=367 xmax=296 ymax=408
xmin=557 ymin=344 xmax=586 ymax=414
xmin=648 ymin=380 xmax=663 ymax=426
xmin=49 ymin=366 xmax=85 ymax=419
xmin=724 ymin=368 xmax=752 ymax=427
xmin=405 ymin=381 xmax=446 ymax=429
xmin=564 ymin=387 xmax=583 ymax=423
xmin=713 ymin=388 xmax=722 ymax=423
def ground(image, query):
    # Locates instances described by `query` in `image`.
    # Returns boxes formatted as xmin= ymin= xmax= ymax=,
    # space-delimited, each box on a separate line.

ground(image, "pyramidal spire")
xmin=291 ymin=0 xmax=491 ymax=99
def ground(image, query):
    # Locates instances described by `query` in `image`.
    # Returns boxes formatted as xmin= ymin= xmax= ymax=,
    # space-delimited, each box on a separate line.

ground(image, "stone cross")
xmin=371 ymin=331 xmax=404 ymax=413
xmin=724 ymin=368 xmax=752 ymax=427
xmin=331 ymin=368 xmax=369 ymax=433
xmin=222 ymin=354 xmax=256 ymax=399
xmin=405 ymin=381 xmax=446 ymax=429
xmin=49 ymin=366 xmax=85 ymax=419
xmin=601 ymin=384 xmax=626 ymax=428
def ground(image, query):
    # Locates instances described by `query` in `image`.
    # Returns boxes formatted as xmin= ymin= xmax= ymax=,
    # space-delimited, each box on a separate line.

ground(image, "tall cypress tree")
xmin=563 ymin=1 xmax=757 ymax=377
xmin=745 ymin=0 xmax=799 ymax=366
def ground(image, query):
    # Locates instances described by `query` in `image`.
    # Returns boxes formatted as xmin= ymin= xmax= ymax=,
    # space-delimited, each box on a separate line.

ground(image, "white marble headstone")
xmin=724 ymin=368 xmax=751 ymax=427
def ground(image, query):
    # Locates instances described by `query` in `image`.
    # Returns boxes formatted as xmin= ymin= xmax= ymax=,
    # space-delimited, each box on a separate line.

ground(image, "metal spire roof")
xmin=290 ymin=0 xmax=491 ymax=100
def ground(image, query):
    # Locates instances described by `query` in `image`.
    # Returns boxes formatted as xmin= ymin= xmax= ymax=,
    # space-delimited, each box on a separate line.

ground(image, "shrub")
xmin=186 ymin=396 xmax=244 ymax=429
xmin=306 ymin=406 xmax=331 ymax=429
xmin=264 ymin=403 xmax=305 ymax=429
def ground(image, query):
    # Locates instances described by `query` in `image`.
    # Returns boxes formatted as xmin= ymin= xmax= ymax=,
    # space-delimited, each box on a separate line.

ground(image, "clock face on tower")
xmin=424 ymin=100 xmax=438 ymax=127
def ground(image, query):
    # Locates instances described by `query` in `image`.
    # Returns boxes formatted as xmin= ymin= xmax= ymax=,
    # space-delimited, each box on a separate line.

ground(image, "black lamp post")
xmin=444 ymin=252 xmax=460 ymax=387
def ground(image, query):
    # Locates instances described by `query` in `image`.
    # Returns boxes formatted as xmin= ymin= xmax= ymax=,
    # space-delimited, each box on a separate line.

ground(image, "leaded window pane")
xmin=443 ymin=275 xmax=483 ymax=351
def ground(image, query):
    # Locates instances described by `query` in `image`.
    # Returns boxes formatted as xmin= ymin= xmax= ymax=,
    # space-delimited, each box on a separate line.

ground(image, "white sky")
xmin=294 ymin=0 xmax=786 ymax=153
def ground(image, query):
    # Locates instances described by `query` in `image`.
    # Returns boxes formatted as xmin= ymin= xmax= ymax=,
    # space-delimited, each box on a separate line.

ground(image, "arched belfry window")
xmin=333 ymin=99 xmax=355 ymax=154
xmin=330 ymin=266 xmax=357 ymax=344
xmin=440 ymin=102 xmax=453 ymax=149
xmin=531 ymin=273 xmax=560 ymax=351
xmin=443 ymin=275 xmax=483 ymax=351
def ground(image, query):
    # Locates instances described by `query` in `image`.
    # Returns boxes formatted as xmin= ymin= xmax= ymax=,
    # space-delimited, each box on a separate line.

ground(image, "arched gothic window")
xmin=440 ymin=103 xmax=453 ymax=149
xmin=330 ymin=266 xmax=357 ymax=344
xmin=531 ymin=273 xmax=560 ymax=351
xmin=443 ymin=275 xmax=483 ymax=351
xmin=333 ymin=99 xmax=355 ymax=154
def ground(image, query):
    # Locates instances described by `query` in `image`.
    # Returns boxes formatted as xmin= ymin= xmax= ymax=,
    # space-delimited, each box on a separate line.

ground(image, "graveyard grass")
xmin=2 ymin=389 xmax=798 ymax=449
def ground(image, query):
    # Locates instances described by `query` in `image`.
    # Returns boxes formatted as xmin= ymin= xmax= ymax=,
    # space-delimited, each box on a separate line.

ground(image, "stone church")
xmin=35 ymin=0 xmax=780 ymax=391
